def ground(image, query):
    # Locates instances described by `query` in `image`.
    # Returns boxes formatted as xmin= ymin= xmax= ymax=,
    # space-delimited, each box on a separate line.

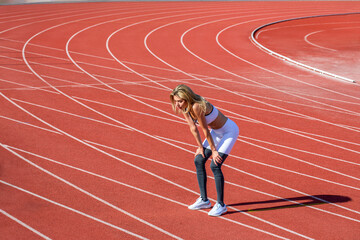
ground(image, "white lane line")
xmin=0 ymin=5 xmax=122 ymax=24
xmin=171 ymin=78 xmax=360 ymax=117
xmin=0 ymin=77 xmax=59 ymax=94
xmin=6 ymin=144 xmax=192 ymax=206
xmin=143 ymin=11 xmax=360 ymax=152
xmin=69 ymin=8 xmax=249 ymax=92
xmin=74 ymin=94 xmax=306 ymax=123
xmin=217 ymin=18 xmax=360 ymax=103
xmin=4 ymin=89 xmax=358 ymax=238
xmin=104 ymin=7 xmax=360 ymax=147
xmin=0 ymin=209 xmax=52 ymax=240
xmin=85 ymin=139 xmax=360 ymax=221
xmin=17 ymin=5 xmax=360 ymax=238
xmin=105 ymin=9 xmax=247 ymax=91
xmin=4 ymin=35 xmax=359 ymax=106
xmin=10 ymin=33 xmax=203 ymax=235
xmin=0 ymin=115 xmax=62 ymax=135
xmin=282 ymin=127 xmax=360 ymax=148
xmin=286 ymin=89 xmax=360 ymax=106
xmin=13 ymin=92 xmax=360 ymax=184
xmin=238 ymin=135 xmax=360 ymax=166
xmin=237 ymin=138 xmax=360 ymax=183
xmin=0 ymin=44 xmax=232 ymax=84
xmin=0 ymin=143 xmax=182 ymax=240
xmin=226 ymin=162 xmax=360 ymax=220
xmin=73 ymin=96 xmax=185 ymax=124
xmin=189 ymin=13 xmax=360 ymax=115
xmin=75 ymin=93 xmax=360 ymax=154
xmin=1 ymin=116 xmax=301 ymax=239
xmin=11 ymin=98 xmax=132 ymax=131
xmin=304 ymin=30 xmax=337 ymax=52
xmin=250 ymin=14 xmax=359 ymax=83
xmin=0 ymin=180 xmax=149 ymax=240
xmin=21 ymin=6 xmax=315 ymax=238
xmin=0 ymin=4 xmax=157 ymax=35
xmin=221 ymin=107 xmax=360 ymax=155
xmin=2 ymin=144 xmax=294 ymax=240
xmin=0 ymin=57 xmax=230 ymax=93
xmin=12 ymin=95 xmax=360 ymax=178
xmin=1 ymin=56 xmax=343 ymax=123
xmin=2 ymin=41 xmax=358 ymax=111
xmin=0 ymin=64 xmax=35 ymax=75
xmin=155 ymin=134 xmax=360 ymax=193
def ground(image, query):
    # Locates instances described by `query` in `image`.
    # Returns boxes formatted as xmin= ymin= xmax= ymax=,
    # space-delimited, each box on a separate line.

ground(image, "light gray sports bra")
xmin=189 ymin=104 xmax=219 ymax=125
xmin=205 ymin=104 xmax=219 ymax=124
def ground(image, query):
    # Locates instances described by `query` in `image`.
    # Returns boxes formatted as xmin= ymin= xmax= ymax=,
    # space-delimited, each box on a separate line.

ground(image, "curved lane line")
xmin=143 ymin=12 xmax=360 ymax=152
xmin=217 ymin=24 xmax=360 ymax=108
xmin=181 ymin=13 xmax=360 ymax=120
xmin=62 ymin=7 xmax=305 ymax=239
xmin=304 ymin=30 xmax=337 ymax=52
xmin=251 ymin=13 xmax=360 ymax=83
xmin=7 ymin=5 xmax=358 ymax=238
xmin=21 ymin=6 xmax=313 ymax=240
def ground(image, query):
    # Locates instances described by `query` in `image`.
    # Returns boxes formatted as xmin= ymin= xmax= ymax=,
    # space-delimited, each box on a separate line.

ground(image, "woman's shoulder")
xmin=192 ymin=102 xmax=201 ymax=109
xmin=193 ymin=101 xmax=212 ymax=115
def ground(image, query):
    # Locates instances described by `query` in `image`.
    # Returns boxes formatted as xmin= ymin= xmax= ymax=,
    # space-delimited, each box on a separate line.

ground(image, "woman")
xmin=170 ymin=84 xmax=239 ymax=217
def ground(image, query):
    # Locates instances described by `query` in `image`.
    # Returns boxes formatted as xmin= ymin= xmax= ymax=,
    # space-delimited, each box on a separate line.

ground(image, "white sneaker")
xmin=208 ymin=202 xmax=227 ymax=216
xmin=188 ymin=197 xmax=211 ymax=210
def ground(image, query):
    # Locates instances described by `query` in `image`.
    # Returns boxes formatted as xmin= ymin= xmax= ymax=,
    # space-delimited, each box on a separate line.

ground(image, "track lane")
xmin=0 ymin=1 xmax=360 ymax=240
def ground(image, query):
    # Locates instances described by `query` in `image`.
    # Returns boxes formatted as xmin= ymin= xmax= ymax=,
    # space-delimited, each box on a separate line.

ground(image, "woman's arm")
xmin=182 ymin=111 xmax=204 ymax=157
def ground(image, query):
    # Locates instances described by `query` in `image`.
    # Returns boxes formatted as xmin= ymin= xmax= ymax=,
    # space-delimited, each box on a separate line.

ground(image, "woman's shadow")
xmin=226 ymin=195 xmax=351 ymax=214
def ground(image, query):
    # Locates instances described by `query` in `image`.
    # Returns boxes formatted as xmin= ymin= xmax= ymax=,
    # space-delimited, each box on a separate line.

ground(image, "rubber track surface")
xmin=1 ymin=2 xmax=359 ymax=239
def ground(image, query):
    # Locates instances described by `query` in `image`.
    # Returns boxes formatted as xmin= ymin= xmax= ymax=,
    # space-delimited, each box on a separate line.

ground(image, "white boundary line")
xmin=251 ymin=12 xmax=360 ymax=83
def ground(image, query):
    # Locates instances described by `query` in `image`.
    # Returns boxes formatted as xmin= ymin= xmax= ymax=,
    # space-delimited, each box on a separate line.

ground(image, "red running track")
xmin=0 ymin=1 xmax=359 ymax=239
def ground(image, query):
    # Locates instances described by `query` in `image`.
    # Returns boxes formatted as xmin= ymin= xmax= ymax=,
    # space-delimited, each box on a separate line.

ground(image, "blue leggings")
xmin=194 ymin=148 xmax=228 ymax=206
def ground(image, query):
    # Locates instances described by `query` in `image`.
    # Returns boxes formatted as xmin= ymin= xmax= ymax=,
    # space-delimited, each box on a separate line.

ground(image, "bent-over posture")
xmin=170 ymin=84 xmax=239 ymax=216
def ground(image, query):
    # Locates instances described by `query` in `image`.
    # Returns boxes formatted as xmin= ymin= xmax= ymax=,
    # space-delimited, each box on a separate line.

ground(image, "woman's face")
xmin=173 ymin=95 xmax=187 ymax=110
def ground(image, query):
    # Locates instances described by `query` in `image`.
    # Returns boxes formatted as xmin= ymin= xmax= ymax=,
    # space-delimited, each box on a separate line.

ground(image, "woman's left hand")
xmin=212 ymin=150 xmax=223 ymax=165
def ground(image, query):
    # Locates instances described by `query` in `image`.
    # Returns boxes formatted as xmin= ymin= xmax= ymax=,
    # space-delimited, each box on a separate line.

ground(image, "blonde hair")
xmin=170 ymin=84 xmax=207 ymax=115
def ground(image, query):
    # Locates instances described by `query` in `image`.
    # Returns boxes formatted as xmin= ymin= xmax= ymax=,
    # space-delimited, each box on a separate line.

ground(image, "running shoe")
xmin=188 ymin=197 xmax=211 ymax=210
xmin=208 ymin=202 xmax=227 ymax=216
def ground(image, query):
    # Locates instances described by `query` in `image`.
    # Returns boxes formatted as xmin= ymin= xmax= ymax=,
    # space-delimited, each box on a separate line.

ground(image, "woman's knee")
xmin=210 ymin=160 xmax=221 ymax=173
xmin=210 ymin=153 xmax=228 ymax=173
xmin=194 ymin=154 xmax=206 ymax=168
xmin=194 ymin=148 xmax=212 ymax=167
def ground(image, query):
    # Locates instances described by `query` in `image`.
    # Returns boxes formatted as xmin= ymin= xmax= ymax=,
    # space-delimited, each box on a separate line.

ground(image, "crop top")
xmin=189 ymin=104 xmax=219 ymax=125
xmin=205 ymin=104 xmax=219 ymax=124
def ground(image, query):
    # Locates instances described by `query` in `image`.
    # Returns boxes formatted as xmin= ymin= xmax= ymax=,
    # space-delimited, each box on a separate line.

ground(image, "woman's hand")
xmin=195 ymin=147 xmax=205 ymax=158
xmin=212 ymin=150 xmax=223 ymax=165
